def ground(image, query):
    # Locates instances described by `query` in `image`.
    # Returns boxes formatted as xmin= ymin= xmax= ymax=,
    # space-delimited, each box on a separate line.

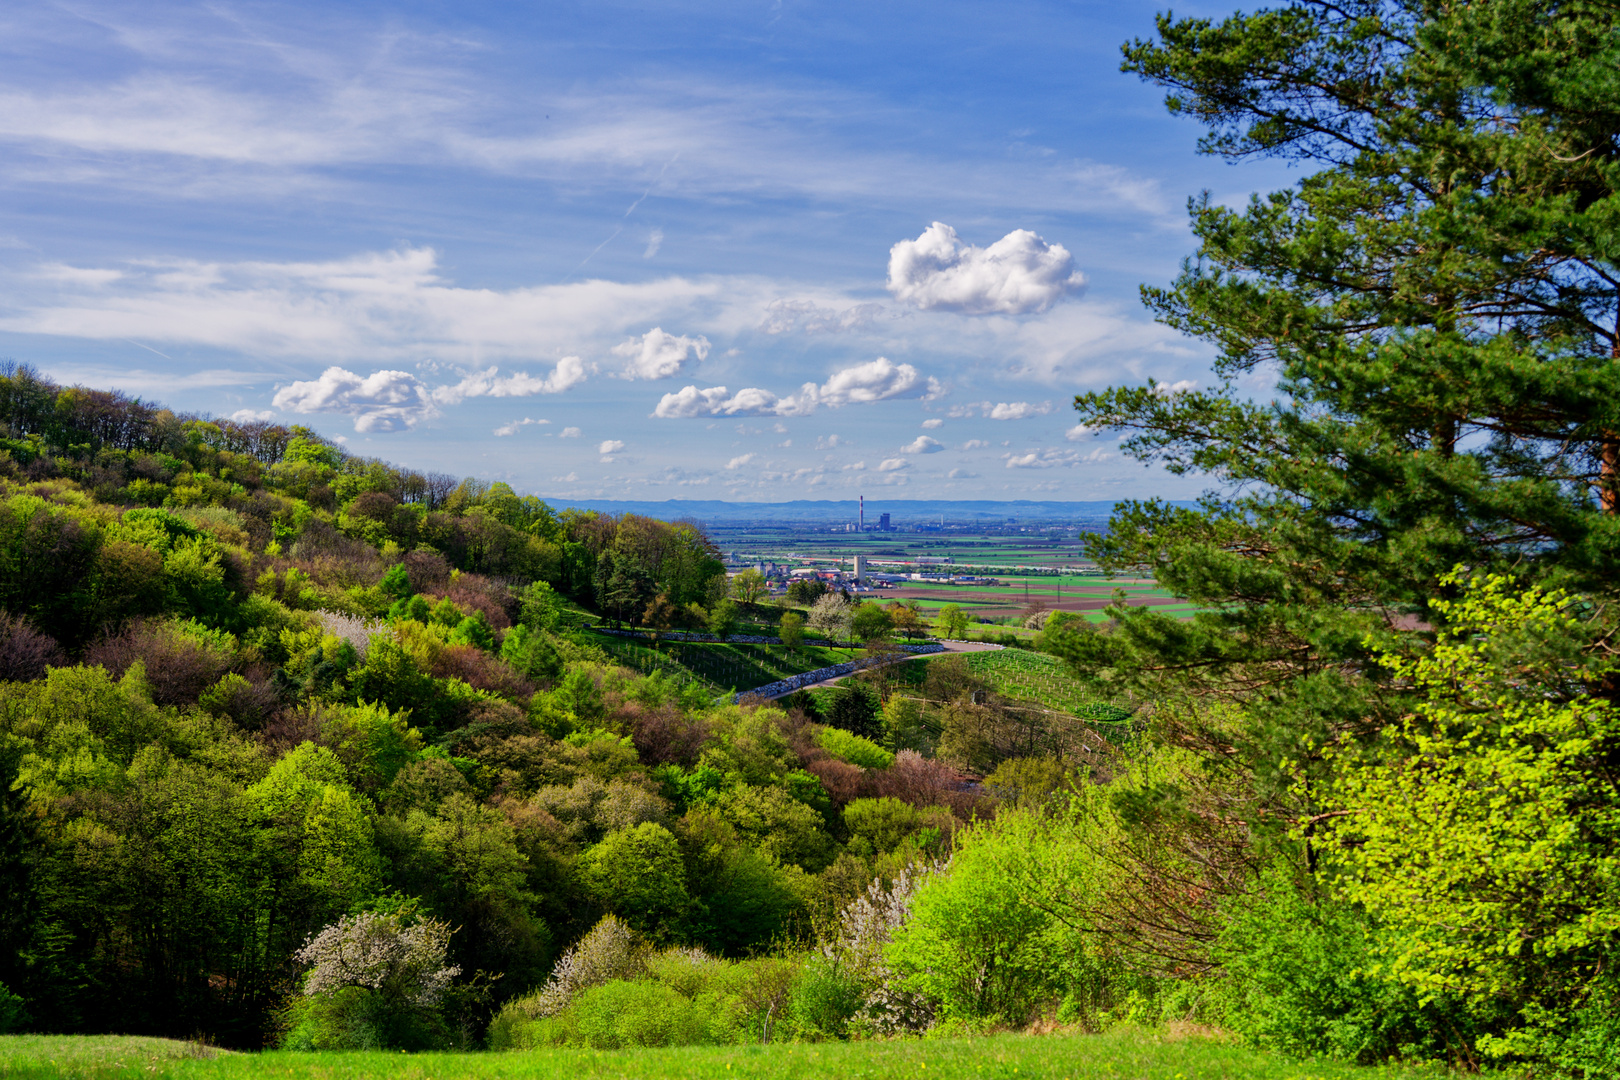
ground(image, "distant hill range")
xmin=541 ymin=498 xmax=1178 ymax=526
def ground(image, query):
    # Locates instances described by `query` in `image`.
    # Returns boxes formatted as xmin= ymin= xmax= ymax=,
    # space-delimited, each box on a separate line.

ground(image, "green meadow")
xmin=0 ymin=1029 xmax=1463 ymax=1080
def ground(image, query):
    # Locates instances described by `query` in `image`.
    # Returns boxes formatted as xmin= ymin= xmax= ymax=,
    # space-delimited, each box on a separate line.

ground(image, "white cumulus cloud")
xmin=819 ymin=357 xmax=940 ymax=406
xmin=948 ymin=400 xmax=1053 ymax=420
xmin=887 ymin=222 xmax=1085 ymax=315
xmin=1065 ymin=423 xmax=1098 ymax=441
xmin=432 ymin=357 xmax=588 ymax=403
xmin=726 ymin=453 xmax=756 ymax=469
xmin=559 ymin=427 xmax=582 ymax=438
xmin=877 ymin=458 xmax=909 ymax=472
xmin=652 ymin=358 xmax=938 ymax=419
xmin=272 ymin=366 xmax=437 ymax=432
xmin=903 ymin=436 xmax=943 ymax=454
xmin=1153 ymin=379 xmax=1198 ymax=397
xmin=229 ymin=408 xmax=275 ymax=423
xmin=921 ymin=418 xmax=943 ymax=429
xmin=1003 ymin=446 xmax=1112 ymax=469
xmin=961 ymin=439 xmax=990 ymax=450
xmin=494 ymin=417 xmax=549 ymax=436
xmin=599 ymin=440 xmax=625 ymax=455
xmin=614 ymin=327 xmax=710 ymax=380
xmin=989 ymin=401 xmax=1052 ymax=420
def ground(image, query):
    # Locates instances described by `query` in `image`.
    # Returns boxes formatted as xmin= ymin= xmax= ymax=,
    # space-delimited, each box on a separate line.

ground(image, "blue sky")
xmin=0 ymin=0 xmax=1292 ymax=502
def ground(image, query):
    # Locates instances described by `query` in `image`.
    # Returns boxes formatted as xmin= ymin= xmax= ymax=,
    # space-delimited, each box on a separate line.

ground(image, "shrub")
xmin=448 ymin=611 xmax=496 ymax=651
xmin=0 ymin=612 xmax=64 ymax=682
xmin=1212 ymin=862 xmax=1463 ymax=1063
xmin=520 ymin=580 xmax=563 ymax=631
xmin=0 ymin=982 xmax=28 ymax=1034
xmin=83 ymin=617 xmax=234 ymax=707
xmin=887 ymin=826 xmax=1057 ymax=1027
xmin=817 ymin=726 xmax=894 ymax=770
xmin=842 ymin=797 xmax=949 ymax=858
xmin=570 ymin=978 xmax=702 ymax=1048
xmin=712 ymin=785 xmax=836 ymax=872
xmin=487 ymin=915 xmax=648 ymax=1048
xmin=826 ymin=683 xmax=881 ymax=741
xmin=819 ymin=862 xmax=941 ymax=1036
xmin=785 ymin=956 xmax=861 ymax=1040
xmin=501 ymin=623 xmax=563 ymax=683
xmin=379 ymin=563 xmax=412 ymax=600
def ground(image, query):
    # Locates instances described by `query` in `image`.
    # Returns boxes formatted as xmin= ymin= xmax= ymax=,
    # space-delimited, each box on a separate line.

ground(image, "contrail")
xmin=122 ymin=338 xmax=173 ymax=360
xmin=566 ymin=156 xmax=679 ymax=280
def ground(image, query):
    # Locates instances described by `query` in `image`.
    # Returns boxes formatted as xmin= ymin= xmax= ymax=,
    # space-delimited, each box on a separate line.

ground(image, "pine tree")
xmin=1060 ymin=1 xmax=1620 ymax=750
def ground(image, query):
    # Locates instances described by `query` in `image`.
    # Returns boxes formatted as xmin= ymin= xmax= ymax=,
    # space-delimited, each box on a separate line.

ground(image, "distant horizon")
xmin=535 ymin=495 xmax=1193 ymax=525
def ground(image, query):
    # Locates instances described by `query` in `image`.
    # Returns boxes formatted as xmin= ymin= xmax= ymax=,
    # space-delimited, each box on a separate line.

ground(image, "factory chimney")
xmin=859 ymin=495 xmax=864 ymax=532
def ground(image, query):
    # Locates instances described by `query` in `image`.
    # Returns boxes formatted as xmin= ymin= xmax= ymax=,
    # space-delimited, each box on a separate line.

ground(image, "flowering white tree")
xmin=508 ymin=914 xmax=645 ymax=1021
xmin=314 ymin=610 xmax=390 ymax=660
xmin=820 ymin=861 xmax=946 ymax=1035
xmin=296 ymin=911 xmax=460 ymax=1009
xmin=806 ymin=594 xmax=853 ymax=645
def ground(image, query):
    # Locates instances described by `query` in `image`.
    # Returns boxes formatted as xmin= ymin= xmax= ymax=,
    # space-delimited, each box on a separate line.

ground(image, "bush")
xmin=1212 ymin=863 xmax=1466 ymax=1064
xmin=570 ymin=978 xmax=703 ymax=1048
xmin=580 ymin=823 xmax=691 ymax=937
xmin=785 ymin=956 xmax=861 ymax=1040
xmin=0 ymin=982 xmax=28 ymax=1034
xmin=817 ymin=726 xmax=894 ymax=770
xmin=887 ymin=826 xmax=1057 ymax=1027
xmin=488 ymin=914 xmax=647 ymax=1049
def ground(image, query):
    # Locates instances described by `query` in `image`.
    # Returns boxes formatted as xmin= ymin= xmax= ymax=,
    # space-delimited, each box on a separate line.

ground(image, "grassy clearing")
xmin=0 ymin=1034 xmax=230 ymax=1076
xmin=0 ymin=1029 xmax=1462 ymax=1080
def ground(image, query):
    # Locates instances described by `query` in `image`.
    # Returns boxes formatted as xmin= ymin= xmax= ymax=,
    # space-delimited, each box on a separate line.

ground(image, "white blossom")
xmin=314 ymin=610 xmax=389 ymax=660
xmin=820 ymin=860 xmax=947 ymax=1036
xmin=508 ymin=914 xmax=645 ymax=1020
xmin=295 ymin=911 xmax=460 ymax=1007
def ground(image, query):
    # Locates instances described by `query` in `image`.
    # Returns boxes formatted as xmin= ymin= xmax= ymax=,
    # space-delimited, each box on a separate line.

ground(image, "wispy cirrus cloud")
xmin=0 ymin=246 xmax=758 ymax=365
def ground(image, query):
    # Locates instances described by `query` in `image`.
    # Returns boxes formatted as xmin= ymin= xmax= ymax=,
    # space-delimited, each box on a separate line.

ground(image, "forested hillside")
xmin=0 ymin=362 xmax=1068 ymax=1050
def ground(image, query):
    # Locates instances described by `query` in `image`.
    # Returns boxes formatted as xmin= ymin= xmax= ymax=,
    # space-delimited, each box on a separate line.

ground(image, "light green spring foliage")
xmin=1320 ymin=573 xmax=1620 ymax=1052
xmin=932 ymin=603 xmax=968 ymax=640
xmin=886 ymin=811 xmax=1104 ymax=1029
xmin=580 ymin=823 xmax=691 ymax=939
xmin=1212 ymin=861 xmax=1459 ymax=1064
xmin=815 ymin=726 xmax=895 ymax=770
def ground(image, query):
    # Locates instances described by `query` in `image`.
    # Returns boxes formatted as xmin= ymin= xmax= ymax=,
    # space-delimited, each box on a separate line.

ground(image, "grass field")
xmin=0 ymin=1029 xmax=1462 ymax=1080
